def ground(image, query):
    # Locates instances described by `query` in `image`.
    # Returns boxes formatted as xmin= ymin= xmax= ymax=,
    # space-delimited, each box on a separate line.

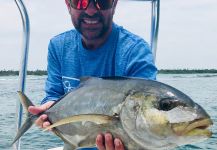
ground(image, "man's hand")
xmin=96 ymin=133 xmax=125 ymax=150
xmin=28 ymin=101 xmax=54 ymax=129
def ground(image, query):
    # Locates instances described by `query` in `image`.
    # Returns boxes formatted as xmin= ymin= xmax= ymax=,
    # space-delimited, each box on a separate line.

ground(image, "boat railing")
xmin=14 ymin=0 xmax=30 ymax=150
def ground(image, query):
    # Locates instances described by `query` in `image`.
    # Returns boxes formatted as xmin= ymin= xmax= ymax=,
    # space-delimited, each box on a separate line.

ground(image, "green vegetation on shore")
xmin=0 ymin=70 xmax=47 ymax=76
xmin=0 ymin=69 xmax=217 ymax=76
xmin=159 ymin=69 xmax=217 ymax=74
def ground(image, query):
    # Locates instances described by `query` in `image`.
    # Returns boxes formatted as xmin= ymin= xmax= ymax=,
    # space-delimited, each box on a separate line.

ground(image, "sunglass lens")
xmin=71 ymin=0 xmax=89 ymax=9
xmin=70 ymin=0 xmax=113 ymax=10
xmin=97 ymin=0 xmax=113 ymax=10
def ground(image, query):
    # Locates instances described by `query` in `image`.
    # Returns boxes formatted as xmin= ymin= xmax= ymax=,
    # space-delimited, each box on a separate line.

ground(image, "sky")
xmin=0 ymin=0 xmax=217 ymax=70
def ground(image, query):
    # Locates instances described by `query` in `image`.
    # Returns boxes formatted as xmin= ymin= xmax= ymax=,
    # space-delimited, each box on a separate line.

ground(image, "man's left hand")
xmin=96 ymin=133 xmax=125 ymax=150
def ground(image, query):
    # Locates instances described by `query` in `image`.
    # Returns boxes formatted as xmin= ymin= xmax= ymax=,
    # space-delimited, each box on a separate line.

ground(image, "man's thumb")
xmin=28 ymin=101 xmax=54 ymax=115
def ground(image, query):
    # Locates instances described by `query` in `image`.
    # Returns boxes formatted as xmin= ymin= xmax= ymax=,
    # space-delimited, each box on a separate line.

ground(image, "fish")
xmin=12 ymin=77 xmax=213 ymax=150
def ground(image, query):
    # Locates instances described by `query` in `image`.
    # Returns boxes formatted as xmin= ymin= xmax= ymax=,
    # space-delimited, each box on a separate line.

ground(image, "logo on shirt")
xmin=62 ymin=76 xmax=80 ymax=93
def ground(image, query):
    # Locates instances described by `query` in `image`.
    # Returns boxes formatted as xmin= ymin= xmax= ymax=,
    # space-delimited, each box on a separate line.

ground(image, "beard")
xmin=72 ymin=12 xmax=113 ymax=40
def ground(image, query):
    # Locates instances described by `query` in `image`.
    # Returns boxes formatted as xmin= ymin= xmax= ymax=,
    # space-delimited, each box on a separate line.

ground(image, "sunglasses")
xmin=69 ymin=0 xmax=114 ymax=10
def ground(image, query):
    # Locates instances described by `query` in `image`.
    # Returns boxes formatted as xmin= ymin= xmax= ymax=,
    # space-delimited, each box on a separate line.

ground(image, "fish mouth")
xmin=172 ymin=118 xmax=213 ymax=137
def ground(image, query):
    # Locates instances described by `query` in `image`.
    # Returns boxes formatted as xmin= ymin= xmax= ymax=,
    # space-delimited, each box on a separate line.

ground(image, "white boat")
xmin=48 ymin=147 xmax=63 ymax=150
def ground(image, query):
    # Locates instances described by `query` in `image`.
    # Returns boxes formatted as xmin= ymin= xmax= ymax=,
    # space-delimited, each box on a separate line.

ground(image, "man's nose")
xmin=85 ymin=0 xmax=98 ymax=16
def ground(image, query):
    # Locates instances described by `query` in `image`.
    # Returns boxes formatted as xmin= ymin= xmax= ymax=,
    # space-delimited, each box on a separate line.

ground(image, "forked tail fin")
xmin=11 ymin=91 xmax=37 ymax=145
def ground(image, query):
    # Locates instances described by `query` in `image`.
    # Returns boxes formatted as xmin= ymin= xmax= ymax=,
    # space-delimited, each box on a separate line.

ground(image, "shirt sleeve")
xmin=41 ymin=39 xmax=64 ymax=105
xmin=125 ymin=40 xmax=158 ymax=80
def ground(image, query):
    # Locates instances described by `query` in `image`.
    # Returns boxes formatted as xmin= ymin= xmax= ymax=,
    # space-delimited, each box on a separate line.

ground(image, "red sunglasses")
xmin=69 ymin=0 xmax=114 ymax=10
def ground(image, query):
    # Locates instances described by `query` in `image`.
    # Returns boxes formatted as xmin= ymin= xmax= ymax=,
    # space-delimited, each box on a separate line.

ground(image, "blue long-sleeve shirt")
xmin=42 ymin=23 xmax=157 ymax=104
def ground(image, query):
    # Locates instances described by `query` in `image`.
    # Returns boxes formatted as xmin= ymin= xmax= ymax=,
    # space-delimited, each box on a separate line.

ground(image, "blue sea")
xmin=0 ymin=74 xmax=216 ymax=150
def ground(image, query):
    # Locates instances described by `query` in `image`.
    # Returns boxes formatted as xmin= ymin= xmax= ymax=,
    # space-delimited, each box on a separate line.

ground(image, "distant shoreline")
xmin=0 ymin=69 xmax=217 ymax=76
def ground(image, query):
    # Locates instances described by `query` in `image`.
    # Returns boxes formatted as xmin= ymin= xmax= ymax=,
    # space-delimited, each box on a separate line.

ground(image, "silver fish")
xmin=12 ymin=77 xmax=213 ymax=150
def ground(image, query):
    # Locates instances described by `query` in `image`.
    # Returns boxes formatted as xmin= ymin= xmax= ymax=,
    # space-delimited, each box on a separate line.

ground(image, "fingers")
xmin=35 ymin=114 xmax=49 ymax=128
xmin=28 ymin=101 xmax=54 ymax=129
xmin=114 ymin=138 xmax=124 ymax=150
xmin=28 ymin=106 xmax=45 ymax=115
xmin=96 ymin=133 xmax=125 ymax=150
xmin=96 ymin=134 xmax=105 ymax=150
xmin=105 ymin=133 xmax=115 ymax=150
xmin=28 ymin=101 xmax=54 ymax=115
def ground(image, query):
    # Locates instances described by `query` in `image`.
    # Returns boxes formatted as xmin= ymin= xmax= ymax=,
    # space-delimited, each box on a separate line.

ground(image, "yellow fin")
xmin=17 ymin=91 xmax=34 ymax=112
xmin=44 ymin=114 xmax=117 ymax=131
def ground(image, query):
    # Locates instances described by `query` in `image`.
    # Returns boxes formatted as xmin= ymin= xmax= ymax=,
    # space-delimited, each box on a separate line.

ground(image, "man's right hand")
xmin=28 ymin=101 xmax=54 ymax=129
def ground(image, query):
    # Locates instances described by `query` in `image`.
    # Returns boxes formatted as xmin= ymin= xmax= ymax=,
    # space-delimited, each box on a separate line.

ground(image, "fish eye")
xmin=159 ymin=98 xmax=180 ymax=111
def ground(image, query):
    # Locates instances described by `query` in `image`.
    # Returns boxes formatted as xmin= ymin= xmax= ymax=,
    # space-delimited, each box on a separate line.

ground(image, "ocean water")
xmin=0 ymin=74 xmax=216 ymax=150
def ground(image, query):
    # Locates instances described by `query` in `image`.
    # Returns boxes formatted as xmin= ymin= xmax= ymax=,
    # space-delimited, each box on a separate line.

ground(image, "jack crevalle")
xmin=12 ymin=77 xmax=213 ymax=150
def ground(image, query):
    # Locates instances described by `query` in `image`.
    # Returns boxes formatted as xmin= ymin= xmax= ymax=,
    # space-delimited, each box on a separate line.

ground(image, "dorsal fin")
xmin=79 ymin=77 xmax=91 ymax=83
xmin=79 ymin=76 xmax=137 ymax=83
xmin=101 ymin=76 xmax=130 ymax=80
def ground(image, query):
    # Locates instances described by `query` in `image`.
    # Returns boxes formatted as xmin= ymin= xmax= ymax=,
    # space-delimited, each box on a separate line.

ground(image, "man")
xmin=28 ymin=0 xmax=157 ymax=149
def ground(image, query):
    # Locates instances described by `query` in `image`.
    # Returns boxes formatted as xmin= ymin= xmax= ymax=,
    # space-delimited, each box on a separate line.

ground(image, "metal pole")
xmin=150 ymin=0 xmax=160 ymax=63
xmin=14 ymin=0 xmax=30 ymax=150
xmin=128 ymin=0 xmax=160 ymax=62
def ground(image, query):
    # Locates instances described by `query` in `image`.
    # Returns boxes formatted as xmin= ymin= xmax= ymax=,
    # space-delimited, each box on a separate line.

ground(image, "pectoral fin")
xmin=44 ymin=114 xmax=118 ymax=131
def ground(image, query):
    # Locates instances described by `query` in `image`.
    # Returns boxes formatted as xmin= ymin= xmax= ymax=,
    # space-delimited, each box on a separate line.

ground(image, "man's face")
xmin=66 ymin=0 xmax=117 ymax=40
